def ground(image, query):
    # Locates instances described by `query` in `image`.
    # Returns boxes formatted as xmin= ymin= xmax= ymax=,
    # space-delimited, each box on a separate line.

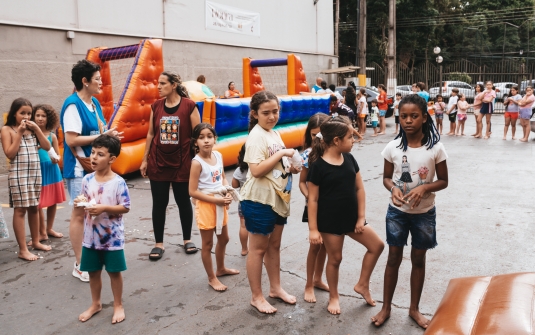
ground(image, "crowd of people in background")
xmin=1 ymin=60 xmax=533 ymax=329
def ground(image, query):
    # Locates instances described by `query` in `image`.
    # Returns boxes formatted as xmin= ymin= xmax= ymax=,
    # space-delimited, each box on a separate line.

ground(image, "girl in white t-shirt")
xmin=240 ymin=91 xmax=300 ymax=314
xmin=189 ymin=123 xmax=238 ymax=292
xmin=357 ymin=88 xmax=368 ymax=136
xmin=372 ymin=94 xmax=448 ymax=329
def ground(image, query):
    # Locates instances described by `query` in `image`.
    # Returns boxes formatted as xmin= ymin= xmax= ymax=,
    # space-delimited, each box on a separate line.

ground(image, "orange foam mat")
xmin=425 ymin=272 xmax=535 ymax=335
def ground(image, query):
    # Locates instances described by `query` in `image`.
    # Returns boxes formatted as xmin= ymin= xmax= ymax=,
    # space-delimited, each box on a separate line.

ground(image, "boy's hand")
xmin=85 ymin=204 xmax=106 ymax=216
xmin=391 ymin=188 xmax=405 ymax=207
xmin=309 ymin=230 xmax=323 ymax=245
xmin=354 ymin=218 xmax=366 ymax=234
xmin=403 ymin=185 xmax=428 ymax=209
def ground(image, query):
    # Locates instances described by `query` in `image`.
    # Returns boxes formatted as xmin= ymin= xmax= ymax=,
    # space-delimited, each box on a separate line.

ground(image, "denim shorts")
xmin=435 ymin=113 xmax=444 ymax=120
xmin=80 ymin=247 xmax=127 ymax=273
xmin=65 ymin=177 xmax=82 ymax=206
xmin=379 ymin=110 xmax=387 ymax=117
xmin=385 ymin=205 xmax=437 ymax=250
xmin=241 ymin=200 xmax=287 ymax=235
xmin=371 ymin=121 xmax=378 ymax=128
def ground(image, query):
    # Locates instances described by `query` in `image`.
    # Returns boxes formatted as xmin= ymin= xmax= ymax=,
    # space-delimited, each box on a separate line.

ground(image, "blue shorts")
xmin=241 ymin=200 xmax=287 ymax=235
xmin=371 ymin=121 xmax=378 ymax=128
xmin=65 ymin=177 xmax=82 ymax=206
xmin=80 ymin=247 xmax=127 ymax=273
xmin=379 ymin=110 xmax=387 ymax=117
xmin=385 ymin=205 xmax=437 ymax=250
xmin=435 ymin=113 xmax=444 ymax=120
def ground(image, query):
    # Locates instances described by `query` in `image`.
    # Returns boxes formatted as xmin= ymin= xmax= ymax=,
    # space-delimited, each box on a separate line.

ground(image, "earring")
xmin=85 ymin=84 xmax=88 ymax=87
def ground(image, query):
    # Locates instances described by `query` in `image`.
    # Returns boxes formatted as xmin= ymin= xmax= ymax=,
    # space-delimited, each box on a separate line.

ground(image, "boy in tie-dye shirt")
xmin=75 ymin=135 xmax=130 ymax=324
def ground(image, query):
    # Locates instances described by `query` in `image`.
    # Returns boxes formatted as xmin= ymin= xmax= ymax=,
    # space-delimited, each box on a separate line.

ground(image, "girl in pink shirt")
xmin=518 ymin=86 xmax=535 ymax=142
xmin=456 ymin=94 xmax=469 ymax=135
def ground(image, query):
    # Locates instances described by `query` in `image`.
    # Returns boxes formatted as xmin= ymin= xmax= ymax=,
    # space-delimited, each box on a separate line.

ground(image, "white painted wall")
xmin=1 ymin=0 xmax=334 ymax=55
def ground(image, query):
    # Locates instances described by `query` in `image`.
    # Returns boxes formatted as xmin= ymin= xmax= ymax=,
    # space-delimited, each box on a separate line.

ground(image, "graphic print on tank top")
xmin=160 ymin=116 xmax=179 ymax=144
xmin=396 ymin=154 xmax=431 ymax=198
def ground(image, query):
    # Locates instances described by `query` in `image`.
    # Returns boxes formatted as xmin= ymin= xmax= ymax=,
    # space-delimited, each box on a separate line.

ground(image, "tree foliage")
xmin=337 ymin=0 xmax=535 ymax=68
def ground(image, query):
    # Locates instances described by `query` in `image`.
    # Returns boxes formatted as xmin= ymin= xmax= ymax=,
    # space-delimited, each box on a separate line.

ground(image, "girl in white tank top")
xmin=188 ymin=123 xmax=239 ymax=292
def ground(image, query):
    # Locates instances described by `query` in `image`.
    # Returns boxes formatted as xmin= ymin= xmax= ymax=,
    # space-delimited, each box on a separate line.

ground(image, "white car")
xmin=494 ymin=82 xmax=517 ymax=101
xmin=396 ymin=85 xmax=413 ymax=97
xmin=429 ymin=81 xmax=475 ymax=102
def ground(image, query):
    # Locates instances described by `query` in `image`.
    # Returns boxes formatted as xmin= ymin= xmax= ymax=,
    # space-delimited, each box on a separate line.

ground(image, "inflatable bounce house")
xmin=60 ymin=39 xmax=329 ymax=173
xmin=202 ymin=54 xmax=330 ymax=166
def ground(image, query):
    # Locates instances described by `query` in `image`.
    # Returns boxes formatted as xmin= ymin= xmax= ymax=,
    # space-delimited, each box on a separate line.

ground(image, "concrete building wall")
xmin=0 ymin=21 xmax=337 ymax=174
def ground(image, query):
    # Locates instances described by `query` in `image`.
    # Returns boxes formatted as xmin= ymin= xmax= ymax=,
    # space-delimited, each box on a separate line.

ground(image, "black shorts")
xmin=395 ymin=115 xmax=399 ymax=124
xmin=448 ymin=112 xmax=457 ymax=123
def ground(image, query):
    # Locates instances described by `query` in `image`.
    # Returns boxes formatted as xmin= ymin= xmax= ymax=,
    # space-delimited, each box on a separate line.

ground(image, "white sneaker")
xmin=72 ymin=261 xmax=89 ymax=282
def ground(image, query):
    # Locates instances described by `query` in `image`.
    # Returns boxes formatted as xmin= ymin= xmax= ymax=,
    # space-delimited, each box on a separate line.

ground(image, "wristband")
xmin=390 ymin=185 xmax=395 ymax=193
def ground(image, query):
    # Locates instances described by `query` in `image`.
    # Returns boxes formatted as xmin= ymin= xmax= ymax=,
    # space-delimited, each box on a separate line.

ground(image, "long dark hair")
xmin=237 ymin=144 xmax=248 ymax=172
xmin=395 ymin=94 xmax=440 ymax=151
xmin=190 ymin=123 xmax=217 ymax=158
xmin=345 ymin=86 xmax=356 ymax=105
xmin=248 ymin=90 xmax=279 ymax=132
xmin=309 ymin=116 xmax=351 ymax=164
xmin=6 ymin=98 xmax=32 ymax=126
xmin=161 ymin=71 xmax=189 ymax=98
xmin=475 ymin=83 xmax=484 ymax=93
xmin=304 ymin=113 xmax=330 ymax=148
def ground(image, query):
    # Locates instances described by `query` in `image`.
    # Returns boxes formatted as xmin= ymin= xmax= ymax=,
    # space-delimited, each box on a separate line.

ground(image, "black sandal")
xmin=149 ymin=247 xmax=165 ymax=260
xmin=184 ymin=242 xmax=198 ymax=254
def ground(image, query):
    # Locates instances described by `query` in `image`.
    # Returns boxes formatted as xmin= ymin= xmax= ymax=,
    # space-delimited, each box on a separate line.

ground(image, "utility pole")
xmin=358 ymin=0 xmax=367 ymax=86
xmin=334 ymin=0 xmax=339 ymax=56
xmin=387 ymin=0 xmax=396 ymax=93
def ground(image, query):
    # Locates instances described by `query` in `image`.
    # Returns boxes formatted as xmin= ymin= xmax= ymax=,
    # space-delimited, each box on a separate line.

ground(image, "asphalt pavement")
xmin=1 ymin=115 xmax=534 ymax=335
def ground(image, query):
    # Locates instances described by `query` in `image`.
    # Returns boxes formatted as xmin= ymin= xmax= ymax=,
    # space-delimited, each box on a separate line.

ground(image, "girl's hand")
xmin=281 ymin=148 xmax=295 ymax=157
xmin=403 ymin=185 xmax=428 ymax=209
xmin=289 ymin=165 xmax=301 ymax=174
xmin=25 ymin=120 xmax=39 ymax=131
xmin=309 ymin=230 xmax=323 ymax=245
xmin=140 ymin=160 xmax=148 ymax=178
xmin=17 ymin=120 xmax=28 ymax=132
xmin=354 ymin=218 xmax=366 ymax=234
xmin=391 ymin=187 xmax=404 ymax=207
xmin=215 ymin=196 xmax=232 ymax=207
xmin=51 ymin=157 xmax=59 ymax=164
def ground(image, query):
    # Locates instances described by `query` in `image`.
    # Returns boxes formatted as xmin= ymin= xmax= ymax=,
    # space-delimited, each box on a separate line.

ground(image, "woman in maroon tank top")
xmin=140 ymin=72 xmax=201 ymax=260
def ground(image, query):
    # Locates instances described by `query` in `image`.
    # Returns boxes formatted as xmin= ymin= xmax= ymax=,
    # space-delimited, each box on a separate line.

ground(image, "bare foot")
xmin=79 ymin=303 xmax=102 ymax=322
xmin=377 ymin=132 xmax=385 ymax=135
xmin=31 ymin=242 xmax=52 ymax=251
xmin=47 ymin=230 xmax=63 ymax=238
xmin=484 ymin=136 xmax=489 ymax=139
xmin=111 ymin=305 xmax=125 ymax=324
xmin=471 ymin=133 xmax=477 ymax=136
xmin=409 ymin=309 xmax=430 ymax=329
xmin=512 ymin=137 xmax=516 ymax=140
xmin=354 ymin=284 xmax=376 ymax=306
xmin=304 ymin=285 xmax=316 ymax=303
xmin=251 ymin=296 xmax=277 ymax=314
xmin=371 ymin=308 xmax=391 ymax=326
xmin=18 ymin=250 xmax=38 ymax=261
xmin=27 ymin=235 xmax=48 ymax=246
xmin=208 ymin=277 xmax=228 ymax=292
xmin=269 ymin=288 xmax=296 ymax=305
xmin=520 ymin=138 xmax=528 ymax=142
xmin=314 ymin=280 xmax=329 ymax=292
xmin=503 ymin=137 xmax=506 ymax=140
xmin=241 ymin=249 xmax=248 ymax=256
xmin=474 ymin=135 xmax=481 ymax=138
xmin=461 ymin=133 xmax=465 ymax=136
xmin=215 ymin=268 xmax=240 ymax=276
xmin=327 ymin=297 xmax=341 ymax=315
xmin=371 ymin=134 xmax=377 ymax=137
xmin=355 ymin=138 xmax=363 ymax=143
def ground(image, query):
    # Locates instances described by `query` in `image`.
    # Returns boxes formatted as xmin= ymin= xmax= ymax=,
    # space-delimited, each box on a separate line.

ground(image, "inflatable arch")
xmin=59 ymin=39 xmax=164 ymax=174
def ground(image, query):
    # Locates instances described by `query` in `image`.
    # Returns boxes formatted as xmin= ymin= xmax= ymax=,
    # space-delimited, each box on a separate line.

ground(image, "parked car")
xmin=520 ymin=79 xmax=535 ymax=95
xmin=429 ymin=81 xmax=475 ymax=102
xmin=494 ymin=82 xmax=517 ymax=101
xmin=335 ymin=86 xmax=394 ymax=118
xmin=396 ymin=85 xmax=412 ymax=97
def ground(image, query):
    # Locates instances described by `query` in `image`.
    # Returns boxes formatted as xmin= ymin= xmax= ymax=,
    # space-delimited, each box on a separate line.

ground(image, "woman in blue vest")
xmin=60 ymin=59 xmax=122 ymax=282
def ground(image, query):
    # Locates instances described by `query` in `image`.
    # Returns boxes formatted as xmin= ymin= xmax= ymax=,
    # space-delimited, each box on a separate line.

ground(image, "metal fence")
xmin=340 ymin=59 xmax=535 ymax=113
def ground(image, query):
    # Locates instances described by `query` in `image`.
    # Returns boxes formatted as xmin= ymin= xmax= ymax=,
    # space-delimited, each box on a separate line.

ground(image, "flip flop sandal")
xmin=184 ymin=242 xmax=198 ymax=254
xmin=149 ymin=247 xmax=164 ymax=260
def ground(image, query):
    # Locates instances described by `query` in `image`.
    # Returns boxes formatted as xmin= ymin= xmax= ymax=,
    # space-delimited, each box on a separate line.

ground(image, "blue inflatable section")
xmin=213 ymin=95 xmax=330 ymax=137
xmin=196 ymin=101 xmax=204 ymax=120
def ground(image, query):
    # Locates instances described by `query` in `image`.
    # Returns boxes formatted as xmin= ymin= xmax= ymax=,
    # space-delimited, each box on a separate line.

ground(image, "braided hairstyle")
xmin=309 ymin=116 xmax=352 ymax=164
xmin=161 ymin=71 xmax=189 ymax=98
xmin=395 ymin=94 xmax=440 ymax=152
xmin=248 ymin=90 xmax=279 ymax=132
